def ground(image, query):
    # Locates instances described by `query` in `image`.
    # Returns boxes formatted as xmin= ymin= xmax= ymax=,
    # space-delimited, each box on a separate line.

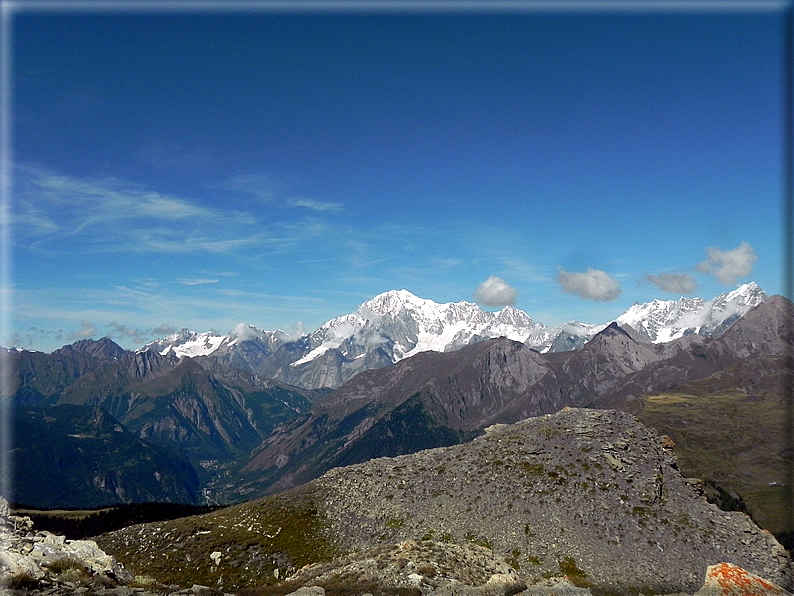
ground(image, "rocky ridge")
xmin=94 ymin=408 xmax=793 ymax=596
xmin=311 ymin=408 xmax=792 ymax=594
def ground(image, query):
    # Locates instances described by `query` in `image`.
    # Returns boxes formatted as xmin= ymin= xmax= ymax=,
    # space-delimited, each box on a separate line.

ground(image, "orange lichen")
xmin=705 ymin=562 xmax=788 ymax=595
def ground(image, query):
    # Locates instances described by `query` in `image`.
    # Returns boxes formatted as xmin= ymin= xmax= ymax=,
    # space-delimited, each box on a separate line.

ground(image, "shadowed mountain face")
xmin=3 ymin=341 xmax=321 ymax=507
xmin=13 ymin=404 xmax=200 ymax=508
xmin=12 ymin=346 xmax=316 ymax=465
xmin=237 ymin=297 xmax=793 ymax=500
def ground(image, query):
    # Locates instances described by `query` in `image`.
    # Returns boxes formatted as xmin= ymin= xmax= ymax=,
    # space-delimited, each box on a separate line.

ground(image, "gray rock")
xmin=0 ymin=548 xmax=46 ymax=580
xmin=313 ymin=409 xmax=793 ymax=594
xmin=286 ymin=587 xmax=326 ymax=596
xmin=0 ymin=496 xmax=133 ymax=591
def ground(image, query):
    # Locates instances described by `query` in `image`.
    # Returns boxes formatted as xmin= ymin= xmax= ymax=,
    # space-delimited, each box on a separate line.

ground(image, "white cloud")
xmin=644 ymin=272 xmax=698 ymax=294
xmin=177 ymin=278 xmax=220 ymax=286
xmin=557 ymin=267 xmax=622 ymax=302
xmin=474 ymin=276 xmax=518 ymax=307
xmin=287 ymin=197 xmax=344 ymax=212
xmin=68 ymin=320 xmax=97 ymax=341
xmin=285 ymin=321 xmax=308 ymax=341
xmin=696 ymin=241 xmax=758 ymax=285
xmin=230 ymin=322 xmax=264 ymax=342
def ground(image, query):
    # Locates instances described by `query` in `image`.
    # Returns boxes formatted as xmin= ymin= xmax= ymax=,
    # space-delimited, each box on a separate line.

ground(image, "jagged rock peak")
xmin=55 ymin=337 xmax=127 ymax=361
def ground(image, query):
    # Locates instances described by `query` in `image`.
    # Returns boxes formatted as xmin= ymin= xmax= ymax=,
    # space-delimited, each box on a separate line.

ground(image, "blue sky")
xmin=6 ymin=1 xmax=790 ymax=352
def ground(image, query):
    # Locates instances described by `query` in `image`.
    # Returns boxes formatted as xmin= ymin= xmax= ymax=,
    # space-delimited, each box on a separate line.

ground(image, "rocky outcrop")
xmin=0 ymin=498 xmax=238 ymax=595
xmin=0 ymin=497 xmax=132 ymax=588
xmin=311 ymin=408 xmax=792 ymax=594
xmin=95 ymin=409 xmax=793 ymax=595
xmin=693 ymin=562 xmax=792 ymax=595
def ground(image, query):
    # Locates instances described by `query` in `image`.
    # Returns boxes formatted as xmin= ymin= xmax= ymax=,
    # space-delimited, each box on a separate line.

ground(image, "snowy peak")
xmin=361 ymin=289 xmax=432 ymax=316
xmin=135 ymin=283 xmax=768 ymax=391
xmin=615 ymin=282 xmax=767 ymax=343
xmin=137 ymin=328 xmax=226 ymax=358
xmin=359 ymin=289 xmax=488 ymax=326
xmin=494 ymin=305 xmax=535 ymax=327
xmin=295 ymin=290 xmax=547 ymax=367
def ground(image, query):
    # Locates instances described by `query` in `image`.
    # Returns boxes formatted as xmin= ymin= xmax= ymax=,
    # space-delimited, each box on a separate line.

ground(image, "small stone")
xmin=286 ymin=587 xmax=325 ymax=596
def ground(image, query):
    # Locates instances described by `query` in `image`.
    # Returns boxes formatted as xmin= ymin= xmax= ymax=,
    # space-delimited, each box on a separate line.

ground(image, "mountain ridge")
xmin=123 ymin=282 xmax=768 ymax=391
xmin=3 ymin=286 xmax=788 ymax=511
xmin=230 ymin=295 xmax=791 ymax=502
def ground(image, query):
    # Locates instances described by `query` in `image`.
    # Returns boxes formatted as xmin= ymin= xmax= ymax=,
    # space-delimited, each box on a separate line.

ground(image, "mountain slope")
xmin=96 ymin=408 xmax=793 ymax=594
xmin=234 ymin=296 xmax=792 ymax=501
xmin=4 ymin=339 xmax=319 ymax=506
xmin=627 ymin=355 xmax=793 ymax=535
xmin=13 ymin=404 xmax=200 ymax=508
xmin=238 ymin=337 xmax=556 ymax=496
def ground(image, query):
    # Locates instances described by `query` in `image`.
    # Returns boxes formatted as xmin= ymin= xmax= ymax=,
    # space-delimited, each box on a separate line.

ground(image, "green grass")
xmin=635 ymin=387 xmax=792 ymax=534
xmin=96 ymin=487 xmax=338 ymax=591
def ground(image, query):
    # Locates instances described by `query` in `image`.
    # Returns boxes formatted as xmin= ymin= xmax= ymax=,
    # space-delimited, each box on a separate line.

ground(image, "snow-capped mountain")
xmin=138 ymin=328 xmax=227 ymax=358
xmin=294 ymin=289 xmax=557 ymax=366
xmin=137 ymin=283 xmax=768 ymax=390
xmin=138 ymin=323 xmax=287 ymax=366
xmin=616 ymin=282 xmax=766 ymax=342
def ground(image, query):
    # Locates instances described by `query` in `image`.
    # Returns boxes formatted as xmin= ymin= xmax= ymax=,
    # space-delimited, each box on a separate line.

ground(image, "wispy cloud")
xmin=12 ymin=166 xmax=304 ymax=256
xmin=696 ymin=241 xmax=758 ymax=285
xmin=557 ymin=267 xmax=622 ymax=302
xmin=177 ymin=278 xmax=219 ymax=286
xmin=474 ymin=276 xmax=518 ymax=308
xmin=67 ymin=320 xmax=97 ymax=341
xmin=11 ymin=283 xmax=331 ymax=351
xmin=287 ymin=197 xmax=344 ymax=212
xmin=220 ymin=173 xmax=282 ymax=201
xmin=644 ymin=272 xmax=698 ymax=294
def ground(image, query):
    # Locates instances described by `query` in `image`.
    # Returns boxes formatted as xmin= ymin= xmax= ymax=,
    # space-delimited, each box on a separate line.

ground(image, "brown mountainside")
xmin=235 ymin=297 xmax=793 ymax=502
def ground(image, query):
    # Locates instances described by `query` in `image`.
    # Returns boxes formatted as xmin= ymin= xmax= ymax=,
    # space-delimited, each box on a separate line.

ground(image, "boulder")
xmin=694 ymin=562 xmax=793 ymax=596
xmin=0 ymin=495 xmax=132 ymax=588
xmin=0 ymin=548 xmax=46 ymax=580
xmin=64 ymin=538 xmax=132 ymax=581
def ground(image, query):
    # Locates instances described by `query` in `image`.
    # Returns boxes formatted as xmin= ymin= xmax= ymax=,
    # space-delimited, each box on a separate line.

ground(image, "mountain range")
xmin=230 ymin=292 xmax=792 ymax=500
xmin=140 ymin=282 xmax=767 ymax=390
xmin=3 ymin=282 xmax=791 ymax=518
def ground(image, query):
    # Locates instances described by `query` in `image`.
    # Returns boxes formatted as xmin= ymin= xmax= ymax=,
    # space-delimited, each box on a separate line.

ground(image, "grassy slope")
xmin=635 ymin=388 xmax=791 ymax=534
xmin=94 ymin=487 xmax=338 ymax=591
